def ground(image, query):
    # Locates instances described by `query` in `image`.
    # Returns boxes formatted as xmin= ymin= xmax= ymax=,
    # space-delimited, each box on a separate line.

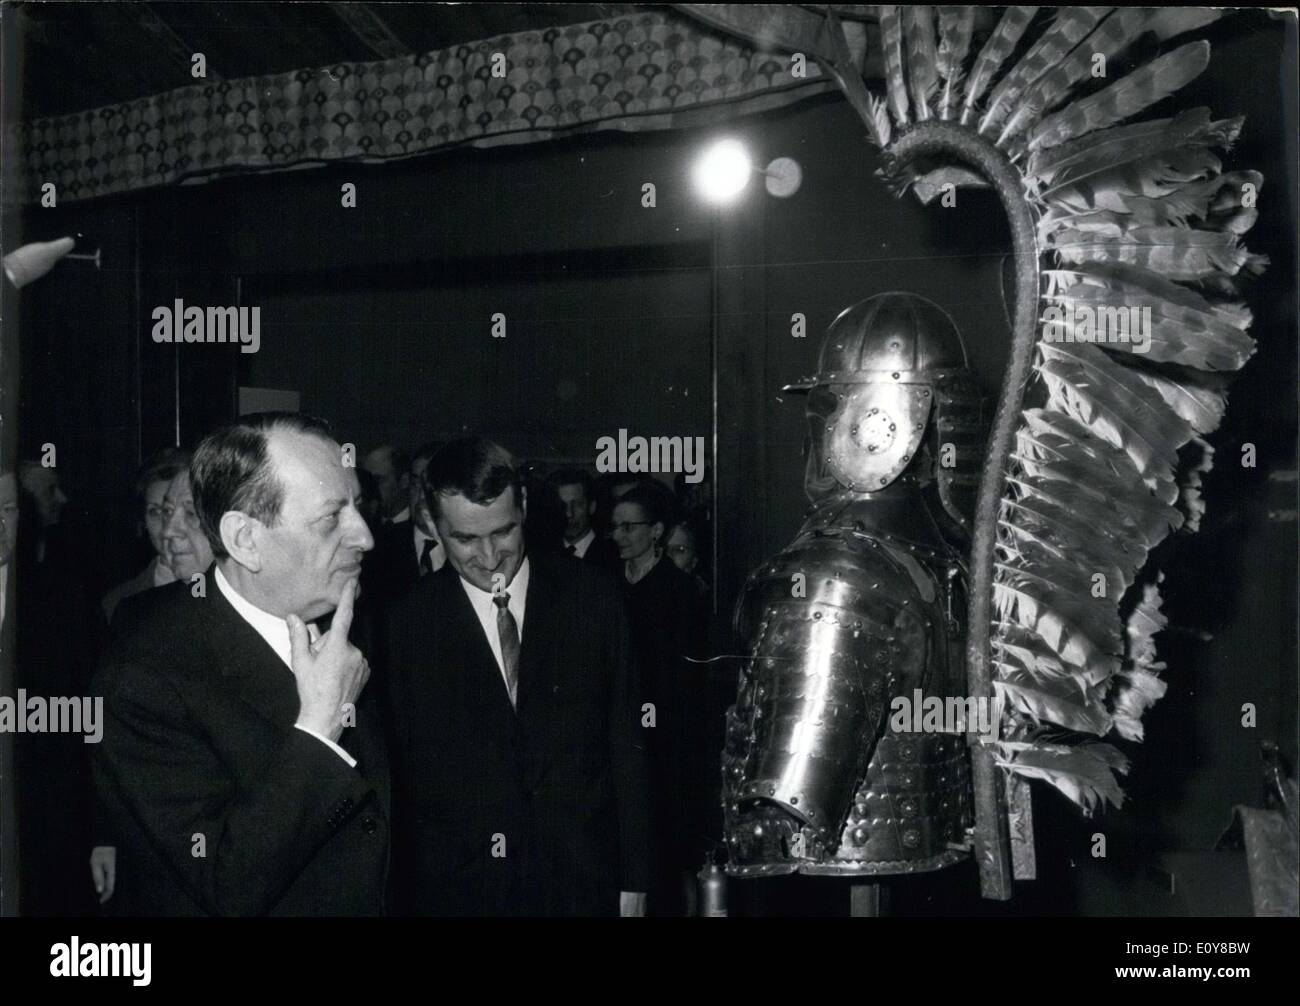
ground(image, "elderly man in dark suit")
xmin=384 ymin=437 xmax=652 ymax=916
xmin=92 ymin=412 xmax=388 ymax=916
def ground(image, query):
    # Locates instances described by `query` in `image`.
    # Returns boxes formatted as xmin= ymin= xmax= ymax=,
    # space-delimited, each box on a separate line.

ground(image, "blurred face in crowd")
xmin=0 ymin=473 xmax=19 ymax=567
xmin=611 ymin=500 xmax=661 ymax=564
xmin=610 ymin=478 xmax=639 ymax=501
xmin=557 ymin=482 xmax=594 ymax=542
xmin=162 ymin=471 xmax=214 ymax=582
xmin=241 ymin=430 xmax=374 ymax=621
xmin=666 ymin=524 xmax=698 ymax=575
xmin=434 ymin=486 xmax=525 ymax=594
xmin=363 ymin=446 xmax=406 ymax=518
xmin=409 ymin=455 xmax=438 ymax=539
xmin=21 ymin=465 xmax=68 ymax=527
xmin=143 ymin=478 xmax=172 ymax=559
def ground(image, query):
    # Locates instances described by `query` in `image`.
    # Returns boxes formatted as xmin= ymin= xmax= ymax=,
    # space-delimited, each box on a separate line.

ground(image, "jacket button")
xmin=362 ymin=816 xmax=378 ymax=834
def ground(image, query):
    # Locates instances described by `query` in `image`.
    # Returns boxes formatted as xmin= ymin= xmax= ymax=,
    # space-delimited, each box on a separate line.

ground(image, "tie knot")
xmin=493 ymin=592 xmax=511 ymax=609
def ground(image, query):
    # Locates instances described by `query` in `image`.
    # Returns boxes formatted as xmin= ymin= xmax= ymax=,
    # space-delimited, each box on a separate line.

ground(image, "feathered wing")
xmin=869 ymin=6 xmax=1265 ymax=812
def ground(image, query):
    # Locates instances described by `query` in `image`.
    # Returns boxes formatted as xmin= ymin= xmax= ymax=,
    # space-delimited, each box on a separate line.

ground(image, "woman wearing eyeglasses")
xmin=609 ymin=484 xmax=709 ymax=915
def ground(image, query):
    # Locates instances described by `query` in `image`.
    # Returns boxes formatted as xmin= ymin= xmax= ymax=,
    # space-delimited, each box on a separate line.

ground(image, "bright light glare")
xmin=694 ymin=139 xmax=752 ymax=203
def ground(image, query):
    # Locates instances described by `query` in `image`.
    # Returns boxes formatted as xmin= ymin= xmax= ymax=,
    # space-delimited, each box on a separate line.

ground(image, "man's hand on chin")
xmin=619 ymin=891 xmax=646 ymax=917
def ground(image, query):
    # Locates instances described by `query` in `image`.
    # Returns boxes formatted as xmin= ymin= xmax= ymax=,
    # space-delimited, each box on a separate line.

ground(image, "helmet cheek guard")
xmin=824 ymin=384 xmax=933 ymax=493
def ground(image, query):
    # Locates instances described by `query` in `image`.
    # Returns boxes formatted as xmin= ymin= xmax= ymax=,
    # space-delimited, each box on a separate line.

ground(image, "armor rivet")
xmin=892 ymin=372 xmax=900 ymax=379
xmin=852 ymin=828 xmax=868 ymax=845
xmin=753 ymin=824 xmax=764 ymax=837
xmin=902 ymin=830 xmax=920 ymax=849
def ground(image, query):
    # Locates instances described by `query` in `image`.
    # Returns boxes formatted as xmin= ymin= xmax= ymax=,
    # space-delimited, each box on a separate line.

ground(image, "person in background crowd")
xmin=548 ymin=467 xmax=619 ymax=568
xmin=18 ymin=461 xmax=68 ymax=534
xmin=14 ymin=463 xmax=97 ymax=916
xmin=355 ymin=467 xmax=383 ymax=530
xmin=610 ymin=485 xmax=709 ymax=916
xmin=675 ymin=468 xmax=712 ymax=577
xmin=363 ymin=445 xmax=411 ymax=525
xmin=383 ymin=437 xmax=651 ymax=916
xmin=521 ymin=462 xmax=565 ymax=554
xmin=363 ymin=440 xmax=445 ymax=611
xmin=101 ymin=448 xmax=189 ymax=624
xmin=665 ymin=520 xmax=709 ymax=599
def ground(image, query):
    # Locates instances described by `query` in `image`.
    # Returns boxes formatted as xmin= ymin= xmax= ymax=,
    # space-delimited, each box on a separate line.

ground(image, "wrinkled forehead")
xmin=145 ymin=478 xmax=172 ymax=504
xmin=270 ymin=431 xmax=355 ymax=511
xmin=612 ymin=500 xmax=649 ymax=523
xmin=164 ymin=470 xmax=193 ymax=503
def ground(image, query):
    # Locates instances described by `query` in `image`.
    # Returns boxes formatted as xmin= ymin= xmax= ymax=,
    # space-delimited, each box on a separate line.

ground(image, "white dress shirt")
xmin=214 ymin=565 xmax=357 ymax=767
xmin=457 ymin=556 xmax=529 ymax=693
xmin=566 ymin=528 xmax=596 ymax=558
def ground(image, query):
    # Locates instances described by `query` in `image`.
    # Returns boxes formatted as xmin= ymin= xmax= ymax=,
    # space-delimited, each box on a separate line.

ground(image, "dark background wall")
xmin=10 ymin=9 xmax=1296 ymax=913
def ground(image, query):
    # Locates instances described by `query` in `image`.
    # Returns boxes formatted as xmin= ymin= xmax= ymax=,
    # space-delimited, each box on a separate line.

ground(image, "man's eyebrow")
xmin=314 ymin=496 xmax=348 ymax=515
xmin=452 ymin=520 xmax=516 ymax=539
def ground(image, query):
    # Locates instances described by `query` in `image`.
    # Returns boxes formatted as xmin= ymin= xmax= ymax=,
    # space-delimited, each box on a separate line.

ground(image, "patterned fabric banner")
xmin=14 ymin=10 xmax=867 ymax=204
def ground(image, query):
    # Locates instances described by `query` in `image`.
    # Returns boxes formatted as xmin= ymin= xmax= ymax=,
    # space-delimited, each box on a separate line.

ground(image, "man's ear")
xmin=219 ymin=511 xmax=262 ymax=572
xmin=518 ymin=484 xmax=528 ymax=517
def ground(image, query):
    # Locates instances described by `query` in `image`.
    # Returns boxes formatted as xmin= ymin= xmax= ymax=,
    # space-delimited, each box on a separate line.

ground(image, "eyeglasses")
xmin=609 ymin=521 xmax=653 ymax=533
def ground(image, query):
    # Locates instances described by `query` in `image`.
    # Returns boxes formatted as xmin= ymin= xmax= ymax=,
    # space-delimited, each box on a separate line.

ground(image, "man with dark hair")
xmin=101 ymin=448 xmax=190 ymax=624
xmin=93 ymin=412 xmax=389 ymax=915
xmin=384 ymin=436 xmax=652 ymax=916
xmin=549 ymin=467 xmax=619 ymax=569
xmin=362 ymin=444 xmax=412 ymax=525
xmin=361 ymin=440 xmax=445 ymax=611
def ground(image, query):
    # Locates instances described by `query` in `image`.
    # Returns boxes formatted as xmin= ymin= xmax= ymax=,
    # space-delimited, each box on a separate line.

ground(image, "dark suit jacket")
xmin=383 ymin=550 xmax=652 ymax=916
xmin=361 ymin=517 xmax=418 ymax=610
xmin=101 ymin=558 xmax=165 ymax=626
xmin=577 ymin=533 xmax=621 ymax=571
xmin=92 ymin=576 xmax=390 ymax=916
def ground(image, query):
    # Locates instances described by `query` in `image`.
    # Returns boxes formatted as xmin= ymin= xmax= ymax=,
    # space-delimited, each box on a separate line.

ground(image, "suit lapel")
xmin=203 ymin=579 xmax=301 ymax=728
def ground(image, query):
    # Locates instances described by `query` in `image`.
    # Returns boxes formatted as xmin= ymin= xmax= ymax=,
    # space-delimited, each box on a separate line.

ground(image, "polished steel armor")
xmin=724 ymin=292 xmax=984 ymax=877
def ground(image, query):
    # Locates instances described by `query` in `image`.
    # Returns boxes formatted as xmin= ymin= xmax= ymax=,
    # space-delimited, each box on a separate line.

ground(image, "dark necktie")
xmin=493 ymin=592 xmax=520 ymax=708
xmin=566 ymin=542 xmax=576 ymax=556
xmin=419 ymin=537 xmax=436 ymax=576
